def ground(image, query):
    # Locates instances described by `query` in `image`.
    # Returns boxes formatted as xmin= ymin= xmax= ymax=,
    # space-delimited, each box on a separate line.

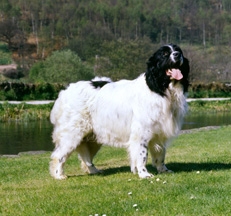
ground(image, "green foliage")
xmin=188 ymin=100 xmax=231 ymax=112
xmin=0 ymin=81 xmax=231 ymax=101
xmin=91 ymin=39 xmax=154 ymax=80
xmin=2 ymin=1 xmax=231 ymax=83
xmin=3 ymin=88 xmax=16 ymax=100
xmin=188 ymin=83 xmax=231 ymax=98
xmin=28 ymin=61 xmax=45 ymax=82
xmin=0 ymin=102 xmax=53 ymax=122
xmin=29 ymin=50 xmax=94 ymax=83
xmin=3 ymin=0 xmax=231 ymax=46
xmin=0 ymin=100 xmax=230 ymax=122
xmin=1 ymin=126 xmax=231 ymax=215
xmin=32 ymin=83 xmax=59 ymax=100
xmin=0 ymin=43 xmax=12 ymax=65
xmin=0 ymin=82 xmax=65 ymax=100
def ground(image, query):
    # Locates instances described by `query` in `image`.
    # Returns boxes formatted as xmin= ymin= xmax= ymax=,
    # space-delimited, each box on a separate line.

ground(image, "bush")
xmin=29 ymin=49 xmax=94 ymax=83
xmin=0 ymin=82 xmax=65 ymax=100
xmin=188 ymin=82 xmax=231 ymax=98
xmin=29 ymin=61 xmax=45 ymax=82
xmin=0 ymin=81 xmax=230 ymax=101
xmin=0 ymin=43 xmax=12 ymax=65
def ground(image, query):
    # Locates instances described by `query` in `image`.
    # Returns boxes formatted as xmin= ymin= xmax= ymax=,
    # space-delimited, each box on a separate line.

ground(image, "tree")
xmin=93 ymin=38 xmax=154 ymax=81
xmin=29 ymin=49 xmax=94 ymax=83
xmin=0 ymin=19 xmax=25 ymax=50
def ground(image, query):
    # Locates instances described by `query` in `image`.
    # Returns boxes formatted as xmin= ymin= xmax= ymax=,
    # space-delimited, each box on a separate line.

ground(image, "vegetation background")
xmin=0 ymin=0 xmax=231 ymax=87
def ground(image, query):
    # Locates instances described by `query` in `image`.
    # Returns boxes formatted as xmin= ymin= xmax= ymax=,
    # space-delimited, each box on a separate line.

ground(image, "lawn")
xmin=1 ymin=126 xmax=231 ymax=216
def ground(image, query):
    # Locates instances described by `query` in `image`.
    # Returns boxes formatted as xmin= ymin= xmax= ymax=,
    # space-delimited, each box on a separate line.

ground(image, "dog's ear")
xmin=179 ymin=57 xmax=190 ymax=93
xmin=145 ymin=54 xmax=171 ymax=96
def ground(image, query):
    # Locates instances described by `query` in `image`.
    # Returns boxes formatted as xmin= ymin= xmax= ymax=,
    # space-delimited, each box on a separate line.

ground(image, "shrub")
xmin=29 ymin=50 xmax=94 ymax=83
xmin=188 ymin=82 xmax=231 ymax=98
xmin=0 ymin=43 xmax=12 ymax=65
xmin=0 ymin=82 xmax=65 ymax=100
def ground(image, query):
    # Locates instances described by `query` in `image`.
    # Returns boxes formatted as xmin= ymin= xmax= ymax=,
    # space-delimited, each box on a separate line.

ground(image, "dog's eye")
xmin=163 ymin=52 xmax=169 ymax=56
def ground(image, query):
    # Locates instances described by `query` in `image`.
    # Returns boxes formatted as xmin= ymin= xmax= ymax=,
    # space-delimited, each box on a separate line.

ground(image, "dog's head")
xmin=145 ymin=44 xmax=190 ymax=96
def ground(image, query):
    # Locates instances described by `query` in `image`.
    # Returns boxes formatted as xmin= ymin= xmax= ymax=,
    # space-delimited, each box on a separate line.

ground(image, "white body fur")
xmin=50 ymin=74 xmax=187 ymax=179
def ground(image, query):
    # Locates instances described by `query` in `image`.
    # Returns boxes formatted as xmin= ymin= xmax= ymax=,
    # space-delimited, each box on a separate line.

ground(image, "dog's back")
xmin=50 ymin=78 xmax=111 ymax=126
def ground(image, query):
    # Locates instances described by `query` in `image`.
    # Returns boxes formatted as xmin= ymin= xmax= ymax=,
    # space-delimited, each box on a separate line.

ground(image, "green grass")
xmin=1 ymin=126 xmax=231 ymax=215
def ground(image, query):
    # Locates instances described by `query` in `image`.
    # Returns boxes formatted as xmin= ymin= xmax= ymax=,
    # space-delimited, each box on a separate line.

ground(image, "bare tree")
xmin=0 ymin=19 xmax=25 ymax=50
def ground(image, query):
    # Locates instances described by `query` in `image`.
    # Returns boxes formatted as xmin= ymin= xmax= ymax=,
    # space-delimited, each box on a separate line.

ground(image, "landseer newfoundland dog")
xmin=49 ymin=44 xmax=190 ymax=179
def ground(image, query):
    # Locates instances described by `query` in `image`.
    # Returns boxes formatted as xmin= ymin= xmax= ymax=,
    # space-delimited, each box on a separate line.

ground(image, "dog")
xmin=49 ymin=44 xmax=190 ymax=179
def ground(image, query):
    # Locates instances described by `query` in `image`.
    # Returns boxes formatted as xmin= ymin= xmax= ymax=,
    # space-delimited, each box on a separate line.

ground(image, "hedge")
xmin=0 ymin=82 xmax=231 ymax=101
xmin=0 ymin=82 xmax=65 ymax=101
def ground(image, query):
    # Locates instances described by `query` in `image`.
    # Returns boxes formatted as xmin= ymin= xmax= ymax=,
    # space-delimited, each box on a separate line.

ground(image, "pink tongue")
xmin=171 ymin=69 xmax=183 ymax=80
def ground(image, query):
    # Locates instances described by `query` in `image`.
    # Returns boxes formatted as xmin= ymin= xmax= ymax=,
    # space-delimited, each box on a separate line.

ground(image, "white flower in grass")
xmin=133 ymin=204 xmax=138 ymax=208
xmin=190 ymin=195 xmax=196 ymax=200
xmin=196 ymin=171 xmax=200 ymax=174
xmin=163 ymin=181 xmax=167 ymax=184
xmin=128 ymin=192 xmax=132 ymax=195
xmin=156 ymin=178 xmax=160 ymax=182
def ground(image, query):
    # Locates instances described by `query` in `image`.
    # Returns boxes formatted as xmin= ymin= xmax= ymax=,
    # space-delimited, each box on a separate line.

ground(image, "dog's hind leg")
xmin=77 ymin=141 xmax=102 ymax=174
xmin=149 ymin=143 xmax=173 ymax=173
xmin=50 ymin=131 xmax=84 ymax=180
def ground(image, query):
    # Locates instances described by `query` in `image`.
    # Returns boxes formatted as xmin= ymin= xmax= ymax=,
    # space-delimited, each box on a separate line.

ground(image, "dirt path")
xmin=0 ymin=64 xmax=17 ymax=72
xmin=187 ymin=98 xmax=230 ymax=102
xmin=0 ymin=100 xmax=54 ymax=104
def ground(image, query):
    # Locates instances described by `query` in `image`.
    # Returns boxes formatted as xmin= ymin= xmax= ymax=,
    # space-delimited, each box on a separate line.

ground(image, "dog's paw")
xmin=82 ymin=162 xmax=102 ymax=174
xmin=53 ymin=174 xmax=68 ymax=180
xmin=158 ymin=169 xmax=174 ymax=174
xmin=157 ymin=164 xmax=173 ymax=174
xmin=88 ymin=167 xmax=103 ymax=174
xmin=138 ymin=171 xmax=154 ymax=179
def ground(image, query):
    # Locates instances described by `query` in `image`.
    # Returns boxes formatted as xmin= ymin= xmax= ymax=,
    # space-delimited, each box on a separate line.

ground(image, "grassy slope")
xmin=1 ymin=126 xmax=231 ymax=215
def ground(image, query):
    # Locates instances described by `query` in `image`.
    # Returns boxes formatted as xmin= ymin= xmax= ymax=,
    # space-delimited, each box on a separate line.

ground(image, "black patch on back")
xmin=91 ymin=81 xmax=110 ymax=89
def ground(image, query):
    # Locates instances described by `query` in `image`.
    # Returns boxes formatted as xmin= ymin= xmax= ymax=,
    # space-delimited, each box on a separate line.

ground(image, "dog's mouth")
xmin=166 ymin=69 xmax=183 ymax=80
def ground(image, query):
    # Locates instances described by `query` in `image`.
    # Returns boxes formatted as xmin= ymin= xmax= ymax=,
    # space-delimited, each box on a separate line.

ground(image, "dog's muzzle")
xmin=170 ymin=51 xmax=183 ymax=65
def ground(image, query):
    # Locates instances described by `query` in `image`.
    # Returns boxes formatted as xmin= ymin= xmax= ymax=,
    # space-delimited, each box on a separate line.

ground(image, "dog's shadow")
xmin=167 ymin=162 xmax=231 ymax=173
xmin=99 ymin=162 xmax=231 ymax=176
xmin=67 ymin=162 xmax=231 ymax=178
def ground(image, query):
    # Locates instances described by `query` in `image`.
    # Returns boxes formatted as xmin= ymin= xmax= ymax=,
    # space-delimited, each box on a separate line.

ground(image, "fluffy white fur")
xmin=49 ymin=44 xmax=189 ymax=179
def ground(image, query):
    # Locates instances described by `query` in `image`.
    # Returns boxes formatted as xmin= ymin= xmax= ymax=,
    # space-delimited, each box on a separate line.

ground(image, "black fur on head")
xmin=145 ymin=44 xmax=190 ymax=96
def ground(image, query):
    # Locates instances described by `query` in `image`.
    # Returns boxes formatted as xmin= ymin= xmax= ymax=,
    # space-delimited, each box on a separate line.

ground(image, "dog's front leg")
xmin=129 ymin=140 xmax=153 ymax=178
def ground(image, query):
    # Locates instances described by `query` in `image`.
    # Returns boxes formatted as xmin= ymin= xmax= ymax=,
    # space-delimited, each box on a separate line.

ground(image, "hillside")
xmin=0 ymin=0 xmax=231 ymax=83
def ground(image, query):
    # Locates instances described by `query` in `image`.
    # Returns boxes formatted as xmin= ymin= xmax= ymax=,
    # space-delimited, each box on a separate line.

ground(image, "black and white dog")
xmin=49 ymin=44 xmax=190 ymax=179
